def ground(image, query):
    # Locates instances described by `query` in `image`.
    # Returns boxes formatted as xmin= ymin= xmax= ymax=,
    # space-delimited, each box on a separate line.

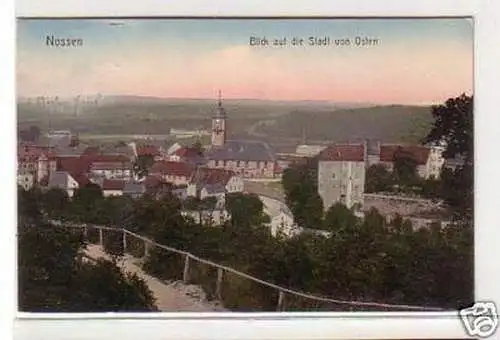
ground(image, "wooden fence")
xmin=60 ymin=222 xmax=446 ymax=312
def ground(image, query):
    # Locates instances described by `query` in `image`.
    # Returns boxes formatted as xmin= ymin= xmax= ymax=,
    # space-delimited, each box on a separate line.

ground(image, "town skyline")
xmin=17 ymin=18 xmax=473 ymax=105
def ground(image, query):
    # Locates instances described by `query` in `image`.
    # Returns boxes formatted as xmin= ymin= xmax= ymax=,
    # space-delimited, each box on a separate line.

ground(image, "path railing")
xmin=60 ymin=222 xmax=446 ymax=312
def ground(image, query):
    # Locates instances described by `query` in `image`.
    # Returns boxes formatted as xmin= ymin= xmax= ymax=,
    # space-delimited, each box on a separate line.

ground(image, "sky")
xmin=16 ymin=18 xmax=473 ymax=105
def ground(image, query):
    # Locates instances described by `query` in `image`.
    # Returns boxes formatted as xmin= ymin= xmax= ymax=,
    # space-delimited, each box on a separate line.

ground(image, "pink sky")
xmin=17 ymin=20 xmax=473 ymax=105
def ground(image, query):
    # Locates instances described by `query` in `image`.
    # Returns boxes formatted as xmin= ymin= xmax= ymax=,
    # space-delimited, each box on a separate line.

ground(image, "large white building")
xmin=317 ymin=144 xmax=366 ymax=210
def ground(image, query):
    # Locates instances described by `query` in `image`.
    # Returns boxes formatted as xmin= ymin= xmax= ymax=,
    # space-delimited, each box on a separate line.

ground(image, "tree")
xmin=282 ymin=163 xmax=324 ymax=229
xmin=322 ymin=202 xmax=358 ymax=232
xmin=72 ymin=184 xmax=105 ymax=223
xmin=423 ymin=93 xmax=473 ymax=163
xmin=422 ymin=94 xmax=473 ymax=219
xmin=191 ymin=139 xmax=204 ymax=156
xmin=18 ymin=186 xmax=43 ymax=224
xmin=18 ymin=221 xmax=157 ymax=312
xmin=365 ymin=164 xmax=392 ymax=193
xmin=41 ymin=188 xmax=69 ymax=218
xmin=133 ymin=154 xmax=155 ymax=179
xmin=392 ymin=147 xmax=418 ymax=184
xmin=225 ymin=192 xmax=268 ymax=228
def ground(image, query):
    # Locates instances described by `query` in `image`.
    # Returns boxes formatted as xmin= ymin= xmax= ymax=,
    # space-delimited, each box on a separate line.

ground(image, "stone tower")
xmin=211 ymin=90 xmax=227 ymax=147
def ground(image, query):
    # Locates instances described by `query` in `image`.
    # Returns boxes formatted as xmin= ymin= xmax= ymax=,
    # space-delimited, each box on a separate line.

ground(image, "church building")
xmin=205 ymin=92 xmax=278 ymax=179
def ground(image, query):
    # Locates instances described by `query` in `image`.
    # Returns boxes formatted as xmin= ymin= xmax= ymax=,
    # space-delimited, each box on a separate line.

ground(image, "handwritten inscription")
xmin=249 ymin=36 xmax=380 ymax=47
xmin=46 ymin=35 xmax=84 ymax=47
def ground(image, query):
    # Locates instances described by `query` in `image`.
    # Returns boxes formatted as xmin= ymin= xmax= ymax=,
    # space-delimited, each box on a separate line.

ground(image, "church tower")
xmin=211 ymin=90 xmax=227 ymax=147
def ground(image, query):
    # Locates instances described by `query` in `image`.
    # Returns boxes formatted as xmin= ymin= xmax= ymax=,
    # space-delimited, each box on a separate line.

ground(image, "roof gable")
xmin=206 ymin=140 xmax=276 ymax=162
xmin=150 ymin=161 xmax=194 ymax=177
xmin=190 ymin=167 xmax=235 ymax=187
xmin=318 ymin=144 xmax=365 ymax=162
xmin=101 ymin=179 xmax=125 ymax=191
xmin=380 ymin=145 xmax=430 ymax=165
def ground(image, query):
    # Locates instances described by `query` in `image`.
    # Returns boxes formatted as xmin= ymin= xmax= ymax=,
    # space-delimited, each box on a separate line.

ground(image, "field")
xmin=17 ymin=96 xmax=434 ymax=145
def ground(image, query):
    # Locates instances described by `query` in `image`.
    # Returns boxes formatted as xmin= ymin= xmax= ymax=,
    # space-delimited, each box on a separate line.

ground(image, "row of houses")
xmin=17 ymin=141 xmax=245 ymax=202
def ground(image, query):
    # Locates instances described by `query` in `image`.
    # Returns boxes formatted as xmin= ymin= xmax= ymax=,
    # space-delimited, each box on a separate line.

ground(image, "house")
xmin=187 ymin=167 xmax=244 ymax=201
xmin=88 ymin=154 xmax=133 ymax=180
xmin=98 ymin=179 xmax=125 ymax=197
xmin=143 ymin=175 xmax=173 ymax=197
xmin=172 ymin=184 xmax=188 ymax=200
xmin=166 ymin=142 xmax=183 ymax=156
xmin=444 ymin=155 xmax=466 ymax=171
xmin=136 ymin=144 xmax=162 ymax=160
xmin=123 ymin=181 xmax=146 ymax=198
xmin=52 ymin=144 xmax=90 ymax=157
xmin=295 ymin=144 xmax=327 ymax=157
xmin=17 ymin=170 xmax=34 ymax=191
xmin=149 ymin=161 xmax=194 ymax=186
xmin=17 ymin=145 xmax=57 ymax=184
xmin=205 ymin=140 xmax=278 ymax=178
xmin=317 ymin=144 xmax=366 ymax=210
xmin=379 ymin=144 xmax=445 ymax=179
xmin=167 ymin=146 xmax=205 ymax=165
xmin=47 ymin=171 xmax=81 ymax=198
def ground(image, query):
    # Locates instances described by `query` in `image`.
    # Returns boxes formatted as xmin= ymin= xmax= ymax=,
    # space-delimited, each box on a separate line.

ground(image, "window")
xmin=332 ymin=173 xmax=336 ymax=179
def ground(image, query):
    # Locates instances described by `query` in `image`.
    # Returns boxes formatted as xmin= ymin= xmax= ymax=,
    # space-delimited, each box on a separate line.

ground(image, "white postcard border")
xmin=3 ymin=0 xmax=500 ymax=339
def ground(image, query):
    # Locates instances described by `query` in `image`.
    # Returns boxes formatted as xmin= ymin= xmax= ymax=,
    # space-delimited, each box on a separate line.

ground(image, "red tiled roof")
xmin=143 ymin=175 xmax=174 ymax=195
xmin=82 ymin=146 xmax=100 ymax=156
xmin=101 ymin=179 xmax=125 ymax=191
xmin=318 ymin=144 xmax=365 ymax=162
xmin=380 ymin=145 xmax=430 ymax=165
xmin=150 ymin=161 xmax=194 ymax=177
xmin=175 ymin=147 xmax=201 ymax=158
xmin=137 ymin=145 xmax=159 ymax=157
xmin=190 ymin=167 xmax=235 ymax=186
xmin=18 ymin=145 xmax=53 ymax=161
xmin=69 ymin=172 xmax=90 ymax=187
xmin=89 ymin=154 xmax=131 ymax=163
xmin=90 ymin=162 xmax=132 ymax=171
xmin=57 ymin=156 xmax=90 ymax=173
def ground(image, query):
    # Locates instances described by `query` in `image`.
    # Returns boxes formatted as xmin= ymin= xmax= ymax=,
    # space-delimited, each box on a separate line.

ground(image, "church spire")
xmin=218 ymin=89 xmax=222 ymax=107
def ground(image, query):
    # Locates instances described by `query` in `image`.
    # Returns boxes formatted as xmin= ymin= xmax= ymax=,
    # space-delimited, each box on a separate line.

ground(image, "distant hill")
xmin=17 ymin=97 xmax=433 ymax=144
xmin=256 ymin=105 xmax=433 ymax=144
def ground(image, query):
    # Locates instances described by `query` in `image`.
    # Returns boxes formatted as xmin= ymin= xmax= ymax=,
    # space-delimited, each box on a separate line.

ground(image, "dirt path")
xmin=84 ymin=244 xmax=225 ymax=312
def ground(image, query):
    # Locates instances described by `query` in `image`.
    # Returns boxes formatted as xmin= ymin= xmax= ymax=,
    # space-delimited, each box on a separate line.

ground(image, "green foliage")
xmin=134 ymin=154 xmax=155 ymax=178
xmin=18 ymin=218 xmax=157 ymax=312
xmin=392 ymin=147 xmax=419 ymax=183
xmin=225 ymin=192 xmax=268 ymax=228
xmin=365 ymin=164 xmax=392 ymax=193
xmin=41 ymin=188 xmax=70 ymax=218
xmin=191 ymin=139 xmax=205 ymax=156
xmin=423 ymin=94 xmax=473 ymax=219
xmin=31 ymin=175 xmax=473 ymax=311
xmin=423 ymin=93 xmax=473 ymax=163
xmin=322 ymin=202 xmax=359 ymax=232
xmin=282 ymin=164 xmax=324 ymax=229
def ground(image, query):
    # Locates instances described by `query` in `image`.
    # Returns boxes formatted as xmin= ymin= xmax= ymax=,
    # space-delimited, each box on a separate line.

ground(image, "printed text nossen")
xmin=46 ymin=35 xmax=84 ymax=47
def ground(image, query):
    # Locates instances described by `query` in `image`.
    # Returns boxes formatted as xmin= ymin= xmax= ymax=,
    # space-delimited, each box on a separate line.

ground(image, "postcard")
xmin=14 ymin=14 xmax=492 ymax=338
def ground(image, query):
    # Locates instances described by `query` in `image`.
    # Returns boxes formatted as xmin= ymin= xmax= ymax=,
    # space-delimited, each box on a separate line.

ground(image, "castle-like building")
xmin=205 ymin=92 xmax=278 ymax=179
